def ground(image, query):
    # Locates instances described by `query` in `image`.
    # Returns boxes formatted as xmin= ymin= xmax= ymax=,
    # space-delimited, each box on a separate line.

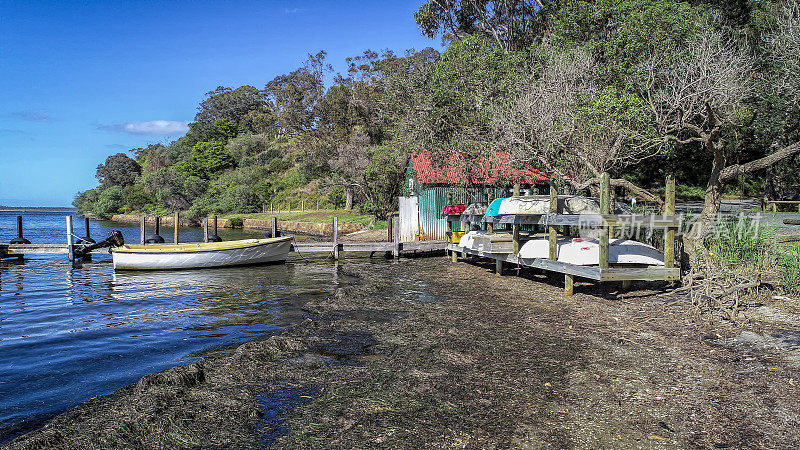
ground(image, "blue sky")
xmin=0 ymin=0 xmax=438 ymax=206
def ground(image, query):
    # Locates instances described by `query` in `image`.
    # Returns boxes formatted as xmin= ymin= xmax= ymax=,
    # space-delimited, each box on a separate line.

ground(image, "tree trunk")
xmin=685 ymin=142 xmax=726 ymax=265
xmin=345 ymin=186 xmax=353 ymax=211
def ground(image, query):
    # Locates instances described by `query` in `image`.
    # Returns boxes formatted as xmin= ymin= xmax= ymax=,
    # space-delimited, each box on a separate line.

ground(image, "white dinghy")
xmin=111 ymin=236 xmax=293 ymax=271
xmin=517 ymin=237 xmax=665 ymax=266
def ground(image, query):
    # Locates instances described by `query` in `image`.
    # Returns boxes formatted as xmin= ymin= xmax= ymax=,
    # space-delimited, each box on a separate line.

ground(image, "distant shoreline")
xmin=0 ymin=208 xmax=77 ymax=213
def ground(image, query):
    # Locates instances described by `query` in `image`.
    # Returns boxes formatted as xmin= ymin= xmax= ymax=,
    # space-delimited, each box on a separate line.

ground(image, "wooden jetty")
xmin=444 ymin=173 xmax=681 ymax=296
xmin=1 ymin=214 xmax=447 ymax=264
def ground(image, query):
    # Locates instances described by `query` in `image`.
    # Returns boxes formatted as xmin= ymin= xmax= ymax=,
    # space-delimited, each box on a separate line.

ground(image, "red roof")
xmin=410 ymin=151 xmax=550 ymax=185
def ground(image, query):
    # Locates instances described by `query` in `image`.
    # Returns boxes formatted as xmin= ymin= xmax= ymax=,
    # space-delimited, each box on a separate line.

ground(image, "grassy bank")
xmin=8 ymin=258 xmax=800 ymax=448
xmin=217 ymin=210 xmax=385 ymax=229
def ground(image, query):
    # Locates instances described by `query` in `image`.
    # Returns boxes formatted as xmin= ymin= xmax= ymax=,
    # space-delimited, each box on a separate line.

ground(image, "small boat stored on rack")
xmin=518 ymin=237 xmax=665 ymax=266
xmin=111 ymin=236 xmax=293 ymax=271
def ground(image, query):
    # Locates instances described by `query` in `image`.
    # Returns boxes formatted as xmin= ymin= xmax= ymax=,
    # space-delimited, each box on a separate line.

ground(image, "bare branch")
xmin=720 ymin=142 xmax=800 ymax=182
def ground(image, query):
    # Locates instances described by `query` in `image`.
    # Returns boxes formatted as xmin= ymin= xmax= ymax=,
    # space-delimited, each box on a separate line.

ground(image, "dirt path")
xmin=8 ymin=258 xmax=800 ymax=449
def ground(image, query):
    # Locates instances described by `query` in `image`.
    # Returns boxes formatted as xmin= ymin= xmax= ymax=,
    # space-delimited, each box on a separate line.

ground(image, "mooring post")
xmin=155 ymin=216 xmax=161 ymax=237
xmin=82 ymin=217 xmax=93 ymax=261
xmin=271 ymin=217 xmax=278 ymax=238
xmin=213 ymin=215 xmax=218 ymax=235
xmin=333 ymin=217 xmax=339 ymax=260
xmin=16 ymin=215 xmax=23 ymax=240
xmin=393 ymin=214 xmax=400 ymax=259
xmin=66 ymin=216 xmax=75 ymax=264
xmin=549 ymin=181 xmax=558 ymax=261
xmin=599 ymin=173 xmax=611 ymax=270
xmin=140 ymin=216 xmax=146 ymax=245
xmin=203 ymin=217 xmax=209 ymax=243
xmin=664 ymin=175 xmax=676 ymax=269
xmin=173 ymin=211 xmax=179 ymax=244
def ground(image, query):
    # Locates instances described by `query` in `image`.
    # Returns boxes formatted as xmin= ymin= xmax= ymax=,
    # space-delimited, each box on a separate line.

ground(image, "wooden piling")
xmin=564 ymin=274 xmax=574 ymax=296
xmin=549 ymin=181 xmax=558 ymax=261
xmin=66 ymin=216 xmax=75 ymax=264
xmin=16 ymin=215 xmax=23 ymax=239
xmin=84 ymin=217 xmax=91 ymax=239
xmin=393 ymin=215 xmax=400 ymax=259
xmin=664 ymin=175 xmax=676 ymax=269
xmin=495 ymin=257 xmax=503 ymax=276
xmin=271 ymin=217 xmax=278 ymax=238
xmin=333 ymin=217 xmax=339 ymax=260
xmin=599 ymin=172 xmax=611 ymax=270
xmin=213 ymin=215 xmax=218 ymax=236
xmin=302 ymin=200 xmax=305 ymax=211
xmin=173 ymin=211 xmax=179 ymax=244
xmin=154 ymin=216 xmax=161 ymax=237
xmin=140 ymin=216 xmax=146 ymax=245
xmin=203 ymin=217 xmax=209 ymax=243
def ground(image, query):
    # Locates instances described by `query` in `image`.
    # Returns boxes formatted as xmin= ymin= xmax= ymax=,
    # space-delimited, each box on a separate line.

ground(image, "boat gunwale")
xmin=112 ymin=236 xmax=293 ymax=255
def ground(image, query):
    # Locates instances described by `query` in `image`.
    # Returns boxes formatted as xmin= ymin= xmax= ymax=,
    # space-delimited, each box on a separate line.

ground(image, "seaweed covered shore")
xmin=7 ymin=257 xmax=800 ymax=449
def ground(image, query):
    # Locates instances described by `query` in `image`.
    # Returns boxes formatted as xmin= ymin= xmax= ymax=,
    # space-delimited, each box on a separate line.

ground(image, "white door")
xmin=398 ymin=196 xmax=420 ymax=242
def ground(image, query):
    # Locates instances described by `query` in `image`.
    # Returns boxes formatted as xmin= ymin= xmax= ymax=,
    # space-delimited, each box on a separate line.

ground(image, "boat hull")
xmin=112 ymin=237 xmax=293 ymax=271
xmin=518 ymin=237 xmax=665 ymax=266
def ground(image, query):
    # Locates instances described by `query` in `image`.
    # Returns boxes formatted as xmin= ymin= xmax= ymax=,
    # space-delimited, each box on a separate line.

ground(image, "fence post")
xmin=333 ymin=217 xmax=339 ymax=260
xmin=512 ymin=183 xmax=521 ymax=254
xmin=599 ymin=172 xmax=611 ymax=270
xmin=664 ymin=175 xmax=676 ymax=269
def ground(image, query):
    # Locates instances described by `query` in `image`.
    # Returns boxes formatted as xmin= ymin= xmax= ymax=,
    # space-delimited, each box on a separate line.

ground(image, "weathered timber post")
xmin=203 ymin=217 xmax=209 ymax=243
xmin=316 ymin=199 xmax=320 ymax=211
xmin=664 ymin=175 xmax=676 ymax=269
xmin=288 ymin=201 xmax=291 ymax=212
xmin=564 ymin=272 xmax=574 ymax=296
xmin=81 ymin=217 xmax=93 ymax=261
xmin=66 ymin=216 xmax=75 ymax=265
xmin=549 ymin=181 xmax=558 ymax=261
xmin=140 ymin=216 xmax=146 ymax=245
xmin=271 ymin=217 xmax=278 ymax=238
xmin=271 ymin=203 xmax=274 ymax=213
xmin=302 ymin=200 xmax=305 ymax=212
xmin=155 ymin=216 xmax=161 ymax=237
xmin=173 ymin=211 xmax=179 ymax=244
xmin=333 ymin=217 xmax=339 ymax=260
xmin=599 ymin=173 xmax=611 ymax=270
xmin=393 ymin=214 xmax=400 ymax=259
xmin=512 ymin=183 xmax=521 ymax=254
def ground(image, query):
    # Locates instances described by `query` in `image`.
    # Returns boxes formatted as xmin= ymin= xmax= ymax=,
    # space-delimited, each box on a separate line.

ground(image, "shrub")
xmin=229 ymin=217 xmax=244 ymax=228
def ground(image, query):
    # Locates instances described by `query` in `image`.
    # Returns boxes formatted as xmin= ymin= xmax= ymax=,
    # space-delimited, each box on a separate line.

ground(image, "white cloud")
xmin=100 ymin=120 xmax=190 ymax=135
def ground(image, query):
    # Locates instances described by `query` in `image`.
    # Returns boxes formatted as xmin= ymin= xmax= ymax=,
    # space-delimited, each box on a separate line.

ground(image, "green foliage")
xmin=228 ymin=217 xmax=244 ymax=228
xmin=778 ymin=250 xmax=800 ymax=296
xmin=712 ymin=219 xmax=776 ymax=269
xmin=96 ymin=153 xmax=141 ymax=187
xmin=189 ymin=141 xmax=236 ymax=178
xmin=327 ymin=185 xmax=345 ymax=209
xmin=93 ymin=185 xmax=126 ymax=218
xmin=552 ymin=0 xmax=699 ymax=84
xmin=677 ymin=184 xmax=707 ymax=201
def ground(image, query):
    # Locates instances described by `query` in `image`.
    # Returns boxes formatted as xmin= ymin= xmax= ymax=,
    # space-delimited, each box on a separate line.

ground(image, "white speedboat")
xmin=485 ymin=196 xmax=633 ymax=216
xmin=517 ymin=237 xmax=665 ymax=266
xmin=111 ymin=236 xmax=293 ymax=271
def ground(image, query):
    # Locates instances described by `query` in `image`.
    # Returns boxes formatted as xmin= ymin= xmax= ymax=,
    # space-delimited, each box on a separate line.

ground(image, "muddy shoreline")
xmin=7 ymin=257 xmax=800 ymax=448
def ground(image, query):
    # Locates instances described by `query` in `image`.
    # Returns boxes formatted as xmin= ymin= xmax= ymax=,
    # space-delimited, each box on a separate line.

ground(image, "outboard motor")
xmin=74 ymin=230 xmax=125 ymax=258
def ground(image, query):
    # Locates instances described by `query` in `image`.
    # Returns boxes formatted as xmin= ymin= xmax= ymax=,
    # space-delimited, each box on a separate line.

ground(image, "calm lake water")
xmin=0 ymin=211 xmax=349 ymax=444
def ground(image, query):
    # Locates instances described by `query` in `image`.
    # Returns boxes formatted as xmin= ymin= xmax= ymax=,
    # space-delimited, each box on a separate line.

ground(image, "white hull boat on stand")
xmin=518 ymin=237 xmax=665 ymax=266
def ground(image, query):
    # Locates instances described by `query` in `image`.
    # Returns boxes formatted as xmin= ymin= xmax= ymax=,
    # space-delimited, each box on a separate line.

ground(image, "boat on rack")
xmin=111 ymin=236 xmax=293 ymax=271
xmin=518 ymin=237 xmax=665 ymax=266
